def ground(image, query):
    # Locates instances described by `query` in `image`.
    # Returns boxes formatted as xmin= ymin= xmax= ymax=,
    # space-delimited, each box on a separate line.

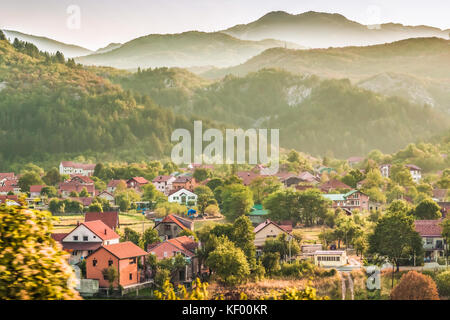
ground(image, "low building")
xmin=106 ymin=180 xmax=126 ymax=194
xmin=85 ymin=242 xmax=148 ymax=288
xmin=57 ymin=220 xmax=120 ymax=264
xmin=29 ymin=185 xmax=44 ymax=198
xmin=152 ymin=175 xmax=176 ymax=195
xmin=85 ymin=211 xmax=120 ymax=231
xmin=253 ymin=219 xmax=291 ymax=250
xmin=314 ymin=250 xmax=347 ymax=267
xmin=168 ymin=188 xmax=197 ymax=206
xmin=405 ymin=164 xmax=422 ymax=183
xmin=59 ymin=161 xmax=96 ymax=176
xmin=127 ymin=177 xmax=149 ymax=190
xmin=148 ymin=236 xmax=200 ymax=283
xmin=97 ymin=190 xmax=115 ymax=205
xmin=172 ymin=176 xmax=197 ymax=192
xmin=154 ymin=214 xmax=194 ymax=240
xmin=414 ymin=220 xmax=445 ymax=263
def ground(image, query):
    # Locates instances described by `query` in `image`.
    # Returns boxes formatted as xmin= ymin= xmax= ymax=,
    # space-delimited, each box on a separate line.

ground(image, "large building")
xmin=59 ymin=161 xmax=96 ymax=176
xmin=322 ymin=190 xmax=370 ymax=212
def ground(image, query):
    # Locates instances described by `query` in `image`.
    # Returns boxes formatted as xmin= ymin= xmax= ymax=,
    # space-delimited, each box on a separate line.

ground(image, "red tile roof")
xmin=153 ymin=175 xmax=173 ymax=183
xmin=80 ymin=220 xmax=120 ymax=241
xmin=414 ymin=220 xmax=443 ymax=237
xmin=129 ymin=177 xmax=149 ymax=184
xmin=102 ymin=241 xmax=148 ymax=259
xmin=237 ymin=171 xmax=260 ymax=186
xmin=320 ymin=179 xmax=351 ymax=192
xmin=405 ymin=164 xmax=421 ymax=171
xmin=85 ymin=211 xmax=119 ymax=230
xmin=68 ymin=197 xmax=94 ymax=206
xmin=0 ymin=172 xmax=15 ymax=180
xmin=61 ymin=162 xmax=96 ymax=170
xmin=30 ymin=185 xmax=45 ymax=193
xmin=168 ymin=236 xmax=198 ymax=252
xmin=70 ymin=175 xmax=94 ymax=184
xmin=156 ymin=214 xmax=191 ymax=231
xmin=0 ymin=195 xmax=18 ymax=203
xmin=51 ymin=233 xmax=68 ymax=243
xmin=107 ymin=179 xmax=126 ymax=188
xmin=0 ymin=186 xmax=14 ymax=193
xmin=254 ymin=219 xmax=290 ymax=234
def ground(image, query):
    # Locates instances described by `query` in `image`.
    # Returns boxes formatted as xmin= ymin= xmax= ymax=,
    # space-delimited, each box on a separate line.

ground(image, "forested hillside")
xmin=0 ymin=38 xmax=198 ymax=170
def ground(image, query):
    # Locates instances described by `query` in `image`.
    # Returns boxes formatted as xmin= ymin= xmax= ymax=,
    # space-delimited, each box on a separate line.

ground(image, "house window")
xmin=83 ymin=236 xmax=88 ymax=241
xmin=426 ymin=238 xmax=433 ymax=245
xmin=108 ymin=259 xmax=113 ymax=266
xmin=129 ymin=257 xmax=136 ymax=264
xmin=93 ymin=259 xmax=97 ymax=266
xmin=129 ymin=273 xmax=133 ymax=280
xmin=164 ymin=252 xmax=168 ymax=257
xmin=72 ymin=250 xmax=77 ymax=256
xmin=88 ymin=250 xmax=93 ymax=255
xmin=73 ymin=236 xmax=78 ymax=241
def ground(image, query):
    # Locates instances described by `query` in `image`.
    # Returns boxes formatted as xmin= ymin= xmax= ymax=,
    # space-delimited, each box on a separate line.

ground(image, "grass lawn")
xmin=294 ymin=226 xmax=328 ymax=244
xmin=193 ymin=217 xmax=228 ymax=231
xmin=52 ymin=211 xmax=154 ymax=234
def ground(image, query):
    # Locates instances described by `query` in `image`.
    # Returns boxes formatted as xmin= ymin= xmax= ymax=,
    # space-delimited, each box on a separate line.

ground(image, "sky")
xmin=1 ymin=0 xmax=449 ymax=51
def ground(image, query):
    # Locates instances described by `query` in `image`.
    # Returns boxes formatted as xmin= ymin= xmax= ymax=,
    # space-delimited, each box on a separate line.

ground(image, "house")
xmin=107 ymin=179 xmax=126 ymax=194
xmin=172 ymin=176 xmax=197 ymax=192
xmin=59 ymin=182 xmax=96 ymax=198
xmin=0 ymin=195 xmax=18 ymax=205
xmin=152 ymin=175 xmax=176 ymax=195
xmin=280 ymin=175 xmax=304 ymax=188
xmin=154 ymin=214 xmax=194 ymax=240
xmin=379 ymin=164 xmax=391 ymax=178
xmin=85 ymin=211 xmax=120 ymax=231
xmin=347 ymin=157 xmax=364 ymax=167
xmin=0 ymin=172 xmax=15 ymax=181
xmin=322 ymin=190 xmax=370 ymax=212
xmin=68 ymin=197 xmax=94 ymax=208
xmin=0 ymin=178 xmax=20 ymax=195
xmin=168 ymin=188 xmax=197 ymax=206
xmin=127 ymin=177 xmax=149 ymax=190
xmin=236 ymin=171 xmax=260 ymax=186
xmin=97 ymin=190 xmax=115 ymax=205
xmin=314 ymin=251 xmax=347 ymax=267
xmin=320 ymin=179 xmax=352 ymax=193
xmin=69 ymin=175 xmax=94 ymax=185
xmin=433 ymin=189 xmax=448 ymax=202
xmin=405 ymin=164 xmax=422 ymax=183
xmin=85 ymin=242 xmax=148 ymax=288
xmin=253 ymin=219 xmax=292 ymax=250
xmin=298 ymin=171 xmax=319 ymax=184
xmin=414 ymin=220 xmax=445 ymax=262
xmin=59 ymin=161 xmax=96 ymax=176
xmin=57 ymin=220 xmax=120 ymax=264
xmin=148 ymin=236 xmax=200 ymax=282
xmin=29 ymin=185 xmax=45 ymax=198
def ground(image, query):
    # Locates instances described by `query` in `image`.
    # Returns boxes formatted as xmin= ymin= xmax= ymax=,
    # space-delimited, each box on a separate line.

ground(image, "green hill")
xmin=0 ymin=38 xmax=199 ymax=170
xmin=2 ymin=29 xmax=92 ymax=58
xmin=223 ymin=11 xmax=450 ymax=48
xmin=75 ymin=31 xmax=303 ymax=69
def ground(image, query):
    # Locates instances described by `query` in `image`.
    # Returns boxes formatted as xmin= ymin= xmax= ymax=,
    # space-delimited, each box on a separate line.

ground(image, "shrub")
xmin=435 ymin=271 xmax=450 ymax=297
xmin=391 ymin=271 xmax=439 ymax=300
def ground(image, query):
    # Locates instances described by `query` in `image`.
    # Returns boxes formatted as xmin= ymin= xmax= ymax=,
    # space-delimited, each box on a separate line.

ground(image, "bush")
xmin=435 ymin=271 xmax=450 ymax=297
xmin=279 ymin=260 xmax=316 ymax=278
xmin=391 ymin=271 xmax=439 ymax=300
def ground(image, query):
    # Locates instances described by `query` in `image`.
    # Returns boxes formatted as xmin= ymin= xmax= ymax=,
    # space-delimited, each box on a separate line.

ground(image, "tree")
xmin=121 ymin=227 xmax=140 ymax=245
xmin=390 ymin=165 xmax=414 ymax=187
xmin=391 ymin=271 xmax=439 ymax=300
xmin=441 ymin=218 xmax=450 ymax=265
xmin=231 ymin=215 xmax=256 ymax=269
xmin=141 ymin=183 xmax=166 ymax=204
xmin=42 ymin=168 xmax=61 ymax=186
xmin=88 ymin=202 xmax=103 ymax=213
xmin=0 ymin=30 xmax=6 ymax=41
xmin=221 ymin=184 xmax=253 ymax=221
xmin=40 ymin=186 xmax=58 ymax=198
xmin=115 ymin=189 xmax=141 ymax=212
xmin=206 ymin=237 xmax=250 ymax=286
xmin=102 ymin=266 xmax=118 ymax=295
xmin=79 ymin=187 xmax=89 ymax=198
xmin=206 ymin=178 xmax=224 ymax=191
xmin=413 ymin=199 xmax=441 ymax=220
xmin=368 ymin=211 xmax=424 ymax=286
xmin=139 ymin=228 xmax=160 ymax=250
xmin=435 ymin=270 xmax=450 ymax=297
xmin=193 ymin=168 xmax=210 ymax=182
xmin=194 ymin=186 xmax=216 ymax=214
xmin=0 ymin=205 xmax=80 ymax=299
xmin=18 ymin=171 xmax=44 ymax=193
xmin=249 ymin=176 xmax=282 ymax=204
xmin=263 ymin=233 xmax=300 ymax=261
xmin=261 ymin=252 xmax=281 ymax=275
xmin=204 ymin=204 xmax=221 ymax=217
xmin=48 ymin=198 xmax=65 ymax=214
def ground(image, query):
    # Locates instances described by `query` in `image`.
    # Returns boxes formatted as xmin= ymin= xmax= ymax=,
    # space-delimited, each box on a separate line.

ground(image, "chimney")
xmin=77 ymin=221 xmax=80 ymax=226
xmin=104 ymin=229 xmax=107 ymax=235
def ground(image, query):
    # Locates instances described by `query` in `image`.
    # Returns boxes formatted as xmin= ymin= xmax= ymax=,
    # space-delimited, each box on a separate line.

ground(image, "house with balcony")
xmin=322 ymin=189 xmax=370 ymax=212
xmin=414 ymin=219 xmax=446 ymax=263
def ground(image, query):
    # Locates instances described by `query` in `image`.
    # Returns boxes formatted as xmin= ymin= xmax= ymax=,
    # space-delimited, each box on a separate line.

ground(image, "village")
xmin=1 ymin=152 xmax=449 ymax=300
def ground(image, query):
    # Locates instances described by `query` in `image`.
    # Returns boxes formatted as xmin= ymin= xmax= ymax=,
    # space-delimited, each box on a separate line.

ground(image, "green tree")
xmin=261 ymin=252 xmax=281 ymax=275
xmin=40 ymin=186 xmax=58 ymax=198
xmin=193 ymin=168 xmax=210 ymax=182
xmin=413 ymin=199 xmax=441 ymax=220
xmin=88 ymin=202 xmax=103 ymax=213
xmin=139 ymin=228 xmax=160 ymax=250
xmin=42 ymin=168 xmax=61 ymax=186
xmin=0 ymin=30 xmax=6 ymax=41
xmin=231 ymin=215 xmax=257 ymax=269
xmin=440 ymin=218 xmax=450 ymax=265
xmin=102 ymin=266 xmax=118 ymax=295
xmin=0 ymin=205 xmax=80 ymax=299
xmin=368 ymin=211 xmax=424 ymax=286
xmin=115 ymin=189 xmax=141 ymax=212
xmin=263 ymin=233 xmax=300 ymax=261
xmin=221 ymin=184 xmax=253 ymax=221
xmin=18 ymin=171 xmax=44 ymax=192
xmin=121 ymin=227 xmax=140 ymax=245
xmin=206 ymin=237 xmax=250 ymax=286
xmin=194 ymin=185 xmax=216 ymax=214
xmin=79 ymin=187 xmax=89 ymax=198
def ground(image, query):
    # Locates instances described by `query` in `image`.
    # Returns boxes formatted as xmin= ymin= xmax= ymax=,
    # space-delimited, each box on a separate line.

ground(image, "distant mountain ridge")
xmin=75 ymin=31 xmax=303 ymax=69
xmin=2 ymin=29 xmax=92 ymax=58
xmin=223 ymin=11 xmax=450 ymax=48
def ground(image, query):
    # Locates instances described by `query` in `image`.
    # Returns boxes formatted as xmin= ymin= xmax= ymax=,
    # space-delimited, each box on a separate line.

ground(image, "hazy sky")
xmin=1 ymin=0 xmax=449 ymax=50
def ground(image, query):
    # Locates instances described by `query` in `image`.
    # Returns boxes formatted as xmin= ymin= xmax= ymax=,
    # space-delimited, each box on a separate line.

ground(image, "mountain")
xmin=112 ymin=67 xmax=449 ymax=158
xmin=202 ymin=37 xmax=450 ymax=112
xmin=223 ymin=11 xmax=450 ymax=48
xmin=95 ymin=43 xmax=122 ymax=54
xmin=0 ymin=37 xmax=207 ymax=170
xmin=75 ymin=31 xmax=303 ymax=69
xmin=2 ymin=29 xmax=92 ymax=58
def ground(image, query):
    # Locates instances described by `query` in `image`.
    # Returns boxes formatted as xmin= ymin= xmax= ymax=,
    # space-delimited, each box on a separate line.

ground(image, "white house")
xmin=253 ymin=219 xmax=291 ymax=250
xmin=405 ymin=164 xmax=422 ymax=183
xmin=152 ymin=175 xmax=176 ymax=195
xmin=59 ymin=161 xmax=96 ymax=177
xmin=58 ymin=220 xmax=120 ymax=264
xmin=97 ymin=190 xmax=115 ymax=205
xmin=379 ymin=164 xmax=391 ymax=178
xmin=168 ymin=188 xmax=197 ymax=206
